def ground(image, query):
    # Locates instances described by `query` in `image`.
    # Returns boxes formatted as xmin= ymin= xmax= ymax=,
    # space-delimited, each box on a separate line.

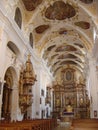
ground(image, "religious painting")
xmin=35 ymin=25 xmax=50 ymax=34
xmin=55 ymin=98 xmax=60 ymax=107
xmin=45 ymin=1 xmax=76 ymax=20
xmin=66 ymin=71 xmax=72 ymax=81
xmin=55 ymin=93 xmax=61 ymax=107
xmin=94 ymin=110 xmax=97 ymax=117
xmin=22 ymin=0 xmax=43 ymax=11
xmin=62 ymin=68 xmax=74 ymax=85
xmin=40 ymin=98 xmax=42 ymax=104
xmin=0 ymin=82 xmax=2 ymax=94
xmin=36 ymin=111 xmax=39 ymax=115
xmin=41 ymin=89 xmax=44 ymax=96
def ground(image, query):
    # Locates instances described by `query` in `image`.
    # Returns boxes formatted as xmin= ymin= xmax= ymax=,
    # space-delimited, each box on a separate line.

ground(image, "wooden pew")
xmin=0 ymin=118 xmax=57 ymax=130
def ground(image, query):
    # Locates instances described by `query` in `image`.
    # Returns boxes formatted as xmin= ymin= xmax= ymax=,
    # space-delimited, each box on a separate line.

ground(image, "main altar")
xmin=52 ymin=66 xmax=90 ymax=119
xmin=57 ymin=105 xmax=73 ymax=128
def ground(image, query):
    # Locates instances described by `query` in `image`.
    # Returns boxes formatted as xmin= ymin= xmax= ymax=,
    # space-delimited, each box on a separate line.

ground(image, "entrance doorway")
xmin=1 ymin=68 xmax=13 ymax=121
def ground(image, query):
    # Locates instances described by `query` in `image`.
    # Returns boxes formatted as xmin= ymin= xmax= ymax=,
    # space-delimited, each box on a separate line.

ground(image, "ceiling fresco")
xmin=22 ymin=0 xmax=97 ymax=80
xmin=22 ymin=0 xmax=43 ymax=11
xmin=45 ymin=1 xmax=76 ymax=20
xmin=55 ymin=45 xmax=77 ymax=52
xmin=35 ymin=25 xmax=50 ymax=34
xmin=58 ymin=54 xmax=79 ymax=59
xmin=80 ymin=0 xmax=93 ymax=4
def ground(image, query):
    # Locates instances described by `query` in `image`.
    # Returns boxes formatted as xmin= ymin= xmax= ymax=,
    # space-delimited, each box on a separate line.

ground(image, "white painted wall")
xmin=0 ymin=0 xmax=53 ymax=121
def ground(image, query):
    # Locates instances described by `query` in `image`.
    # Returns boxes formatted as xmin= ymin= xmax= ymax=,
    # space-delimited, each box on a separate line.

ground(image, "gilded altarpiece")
xmin=53 ymin=68 xmax=90 ymax=118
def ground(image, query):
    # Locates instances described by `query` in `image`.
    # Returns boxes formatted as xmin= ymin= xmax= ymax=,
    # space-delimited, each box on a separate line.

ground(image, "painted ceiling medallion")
xmin=22 ymin=0 xmax=43 ymax=11
xmin=45 ymin=1 xmax=76 ymax=20
xmin=59 ymin=29 xmax=68 ymax=34
xmin=80 ymin=0 xmax=93 ymax=4
xmin=55 ymin=45 xmax=77 ymax=52
xmin=74 ymin=21 xmax=90 ymax=29
xmin=35 ymin=25 xmax=50 ymax=34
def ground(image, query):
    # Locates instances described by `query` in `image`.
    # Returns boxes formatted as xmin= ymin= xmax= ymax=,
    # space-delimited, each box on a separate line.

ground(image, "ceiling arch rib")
xmin=36 ymin=22 xmax=92 ymax=53
xmin=48 ymin=43 xmax=85 ymax=54
xmin=43 ymin=42 xmax=86 ymax=60
xmin=42 ymin=36 xmax=86 ymax=58
xmin=52 ymin=64 xmax=84 ymax=77
xmin=51 ymin=58 xmax=84 ymax=71
xmin=46 ymin=52 xmax=85 ymax=66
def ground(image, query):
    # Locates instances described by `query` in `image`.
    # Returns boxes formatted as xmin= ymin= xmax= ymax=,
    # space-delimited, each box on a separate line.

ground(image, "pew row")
xmin=0 ymin=118 xmax=57 ymax=130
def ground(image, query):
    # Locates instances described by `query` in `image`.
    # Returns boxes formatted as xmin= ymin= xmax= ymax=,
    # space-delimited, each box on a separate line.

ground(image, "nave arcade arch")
xmin=1 ymin=67 xmax=18 ymax=121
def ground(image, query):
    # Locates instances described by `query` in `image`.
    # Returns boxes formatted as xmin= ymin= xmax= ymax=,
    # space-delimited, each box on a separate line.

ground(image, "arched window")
xmin=7 ymin=41 xmax=20 ymax=56
xmin=14 ymin=7 xmax=22 ymax=29
xmin=29 ymin=33 xmax=33 ymax=48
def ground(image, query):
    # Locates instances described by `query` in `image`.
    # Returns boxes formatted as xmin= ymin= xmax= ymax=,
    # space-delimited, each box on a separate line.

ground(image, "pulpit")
xmin=19 ymin=55 xmax=37 ymax=114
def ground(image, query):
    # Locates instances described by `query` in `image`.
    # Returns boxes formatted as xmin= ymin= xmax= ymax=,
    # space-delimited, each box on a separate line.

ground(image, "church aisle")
xmin=54 ymin=122 xmax=72 ymax=130
xmin=54 ymin=126 xmax=71 ymax=130
xmin=54 ymin=119 xmax=98 ymax=130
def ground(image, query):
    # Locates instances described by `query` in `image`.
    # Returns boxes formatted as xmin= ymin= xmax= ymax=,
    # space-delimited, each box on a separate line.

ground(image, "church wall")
xmin=87 ymin=54 xmax=98 ymax=119
xmin=0 ymin=18 xmax=24 ymax=121
xmin=89 ymin=19 xmax=98 ymax=118
xmin=0 ymin=1 xmax=53 ymax=121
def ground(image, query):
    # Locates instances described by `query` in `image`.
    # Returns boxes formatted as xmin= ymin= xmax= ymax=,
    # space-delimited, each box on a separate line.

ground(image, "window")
xmin=29 ymin=33 xmax=33 ymax=48
xmin=14 ymin=7 xmax=22 ymax=29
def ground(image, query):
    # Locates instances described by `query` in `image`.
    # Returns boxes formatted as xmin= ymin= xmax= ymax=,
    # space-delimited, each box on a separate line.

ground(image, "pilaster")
xmin=88 ymin=54 xmax=98 ymax=118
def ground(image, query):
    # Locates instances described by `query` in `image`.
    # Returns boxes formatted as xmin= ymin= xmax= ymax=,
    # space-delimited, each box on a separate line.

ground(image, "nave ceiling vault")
xmin=22 ymin=0 xmax=97 ymax=81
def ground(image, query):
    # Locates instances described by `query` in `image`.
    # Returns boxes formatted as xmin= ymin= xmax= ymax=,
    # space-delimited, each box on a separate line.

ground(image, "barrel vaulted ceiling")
xmin=22 ymin=0 xmax=97 ymax=79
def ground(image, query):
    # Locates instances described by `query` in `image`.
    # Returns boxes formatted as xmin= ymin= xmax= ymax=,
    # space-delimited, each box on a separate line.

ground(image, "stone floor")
xmin=54 ymin=122 xmax=71 ymax=130
xmin=54 ymin=127 xmax=70 ymax=130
